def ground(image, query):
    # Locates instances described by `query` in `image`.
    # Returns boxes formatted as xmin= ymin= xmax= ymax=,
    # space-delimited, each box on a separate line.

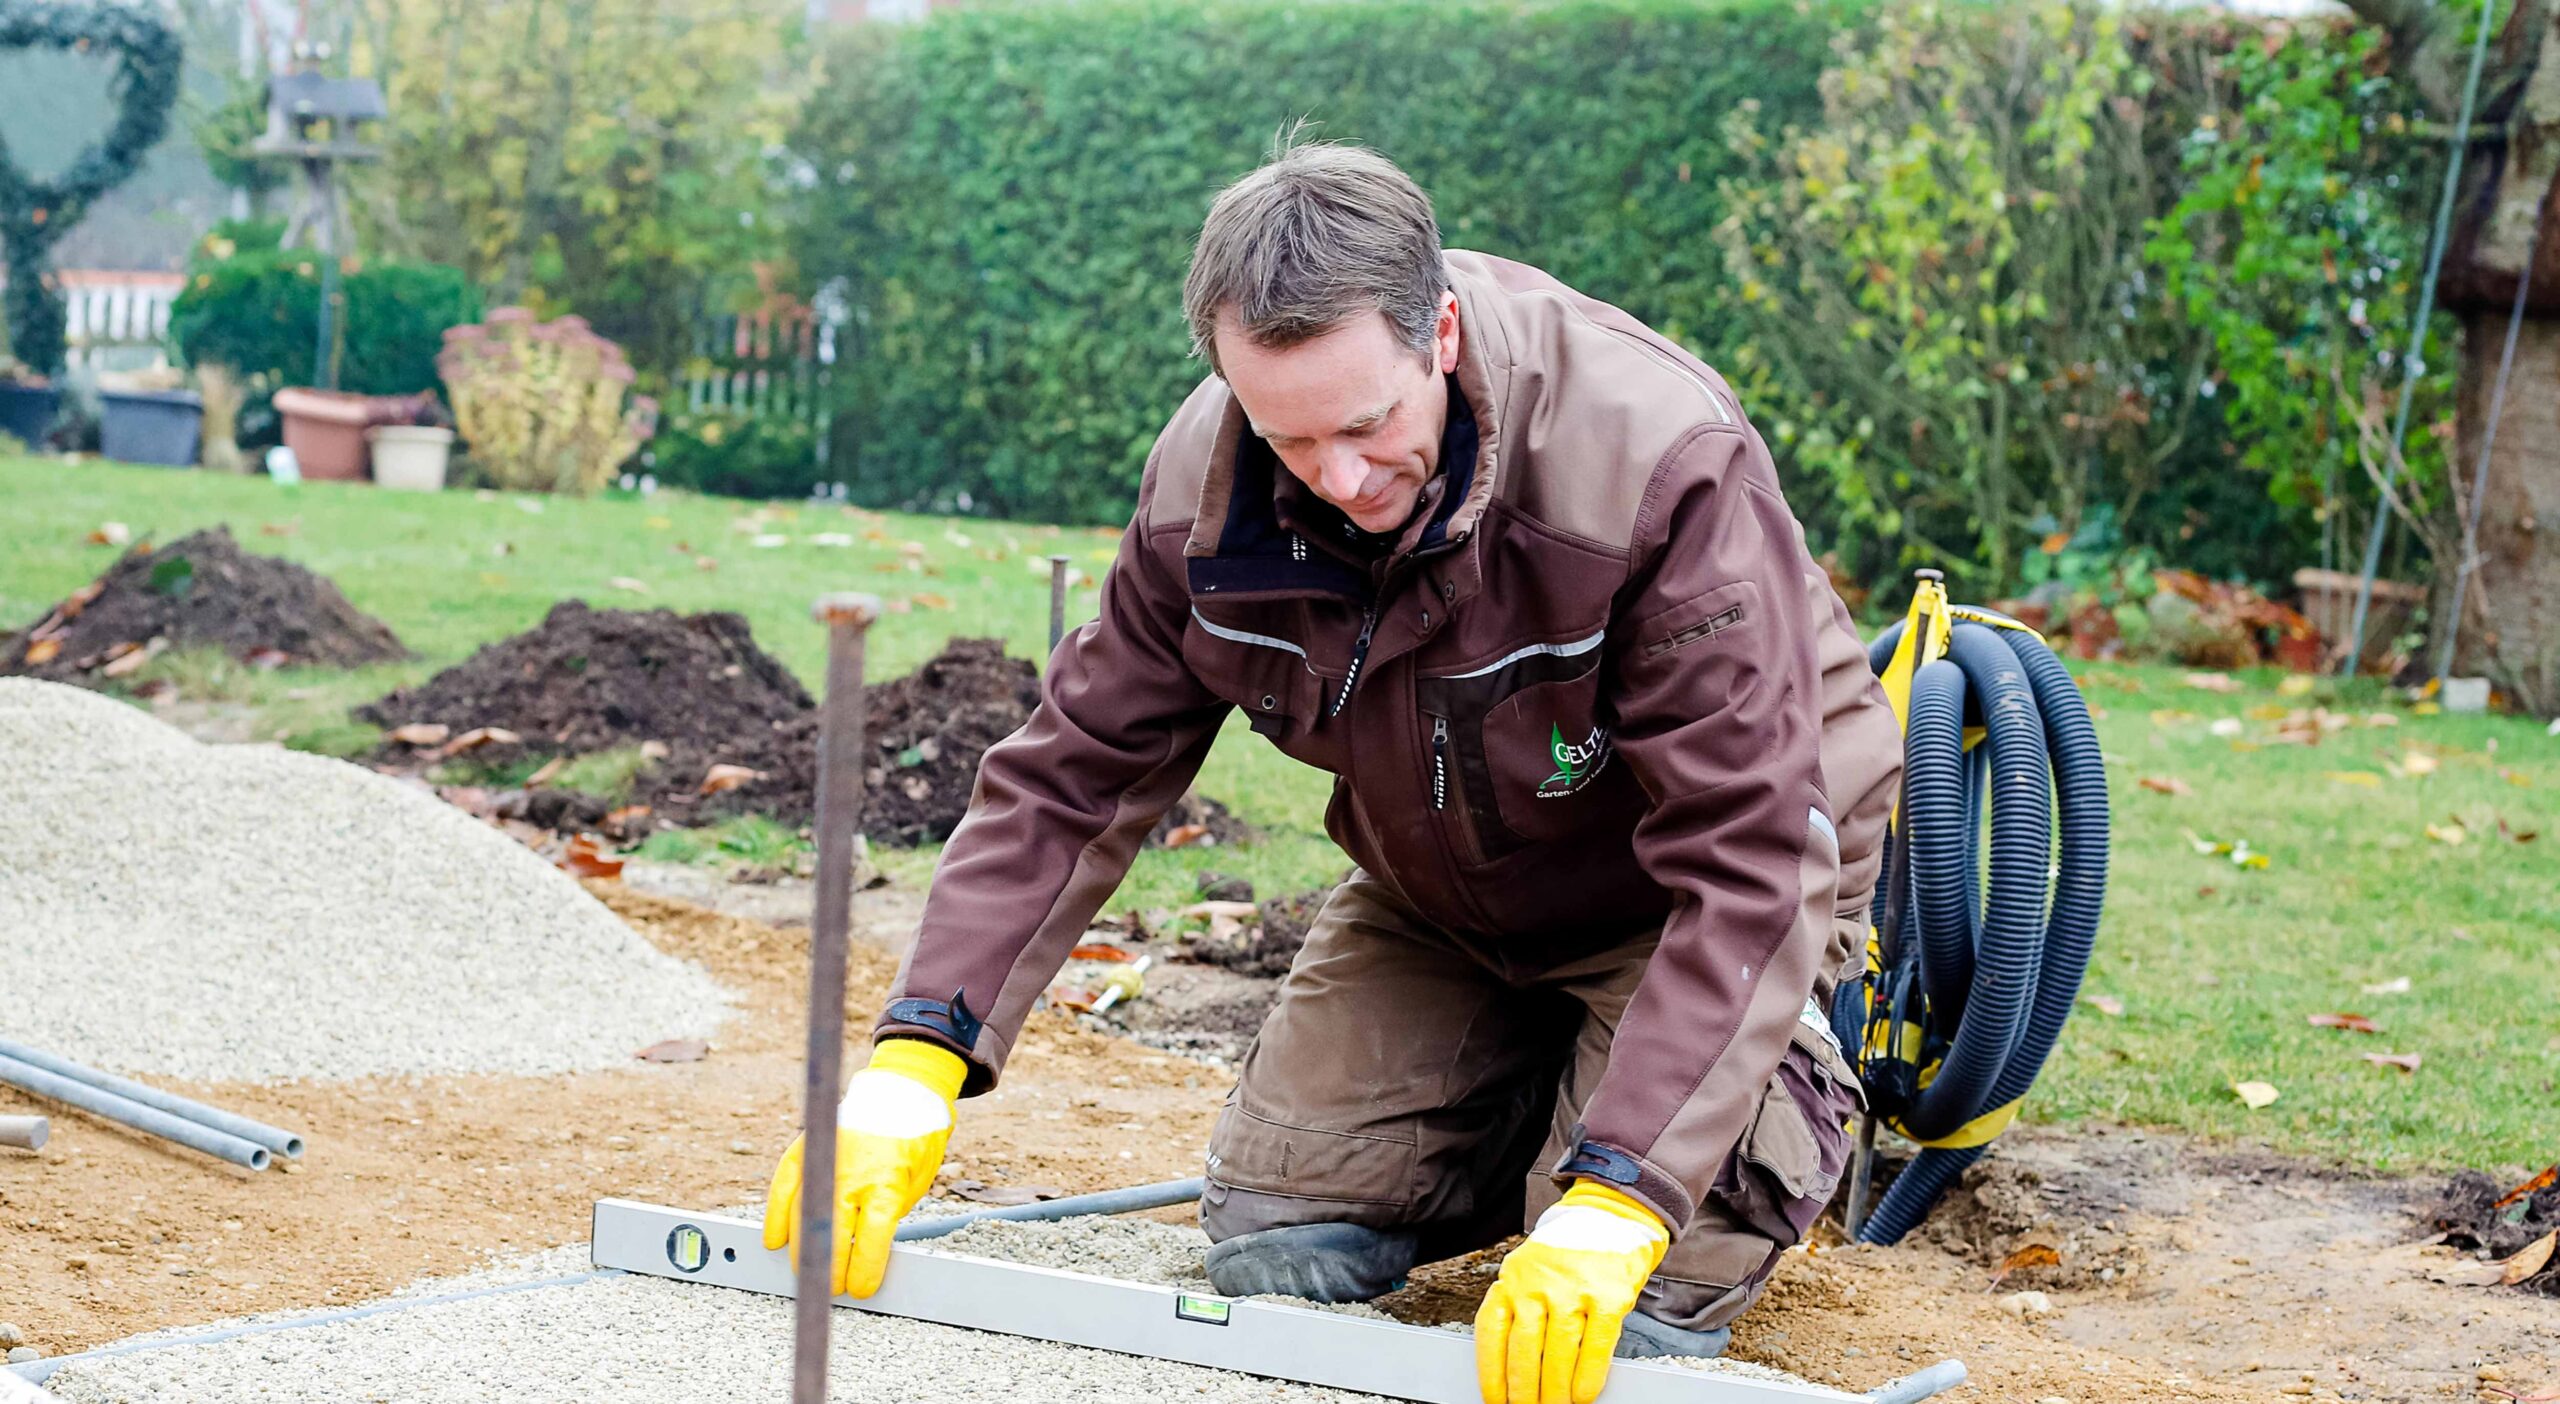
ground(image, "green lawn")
xmin=3 ymin=456 xmax=2552 ymax=1174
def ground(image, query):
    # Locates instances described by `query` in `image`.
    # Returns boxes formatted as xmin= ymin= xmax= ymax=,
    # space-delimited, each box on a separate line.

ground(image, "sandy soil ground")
xmin=7 ymin=879 xmax=2551 ymax=1402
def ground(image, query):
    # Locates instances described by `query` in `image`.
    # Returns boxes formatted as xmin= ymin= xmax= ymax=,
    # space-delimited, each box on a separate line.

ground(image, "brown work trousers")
xmin=1199 ymin=872 xmax=1861 ymax=1332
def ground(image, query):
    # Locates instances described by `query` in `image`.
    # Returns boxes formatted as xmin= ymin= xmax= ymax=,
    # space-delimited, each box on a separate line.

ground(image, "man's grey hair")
xmin=1183 ymin=133 xmax=1447 ymax=377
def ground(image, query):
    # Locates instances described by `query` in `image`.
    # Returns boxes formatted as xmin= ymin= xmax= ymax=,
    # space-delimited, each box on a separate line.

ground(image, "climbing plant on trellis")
xmin=0 ymin=1 xmax=181 ymax=376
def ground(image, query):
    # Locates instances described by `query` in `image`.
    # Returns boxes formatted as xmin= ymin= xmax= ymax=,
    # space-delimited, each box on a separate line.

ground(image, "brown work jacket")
xmin=878 ymin=251 xmax=1902 ymax=1234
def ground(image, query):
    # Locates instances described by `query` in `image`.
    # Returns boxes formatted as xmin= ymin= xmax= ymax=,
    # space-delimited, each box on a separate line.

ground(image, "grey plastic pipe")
xmin=0 ymin=1040 xmax=303 ymax=1160
xmin=0 ymin=1114 xmax=46 ymax=1150
xmin=895 ymin=1175 xmax=1205 ymax=1241
xmin=0 ymin=1054 xmax=269 ymax=1171
xmin=1864 ymin=1360 xmax=1968 ymax=1403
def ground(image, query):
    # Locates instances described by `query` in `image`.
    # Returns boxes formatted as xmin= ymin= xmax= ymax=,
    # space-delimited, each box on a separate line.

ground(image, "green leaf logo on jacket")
xmin=1539 ymin=722 xmax=1612 ymax=799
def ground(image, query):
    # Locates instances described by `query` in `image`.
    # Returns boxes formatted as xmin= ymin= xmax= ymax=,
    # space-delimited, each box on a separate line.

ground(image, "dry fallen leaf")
xmin=2361 ymin=976 xmax=2413 ymax=996
xmin=635 ymin=1038 xmax=707 ymax=1064
xmin=639 ymin=740 xmax=671 ymax=761
xmin=22 ymin=637 xmax=60 ymax=665
xmin=2498 ymin=817 xmax=2540 ymax=844
xmin=524 ymin=756 xmax=566 ymax=788
xmin=608 ymin=576 xmax=651 ymax=595
xmin=700 ymin=763 xmax=764 ymax=795
xmin=2209 ymin=717 xmax=2245 ymax=738
xmin=603 ymin=804 xmax=654 ymax=829
xmin=2140 ymin=776 xmax=2195 ymax=797
xmin=1161 ymin=822 xmax=1211 ymax=848
xmin=1046 ymin=985 xmax=1099 ymax=1013
xmin=1991 ymin=1239 xmax=2063 ymax=1285
xmin=2232 ymin=1080 xmax=2280 ymax=1109
xmin=87 ymin=521 xmax=131 ymax=547
xmin=99 ymin=640 xmax=161 ymax=678
xmin=1069 ymin=942 xmax=1136 ymax=963
xmin=2495 ymin=1165 xmax=2558 ymax=1211
xmin=2501 ymin=1231 xmax=2556 ymax=1285
xmin=2399 ymin=750 xmax=2441 ymax=777
xmin=2325 ymin=770 xmax=2385 ymax=787
xmin=560 ymin=835 xmax=624 ymax=879
xmin=2308 ymin=1012 xmax=2382 ymax=1034
xmin=2083 ymin=994 xmax=2126 ymax=1017
xmin=912 ymin=592 xmax=953 ymax=610
xmin=2361 ymin=1051 xmax=2422 ymax=1073
xmin=2277 ymin=675 xmax=2316 ymax=697
xmin=435 ymin=726 xmax=520 ymax=758
xmin=2424 ymin=821 xmax=2467 ymax=845
xmin=2422 ymin=1256 xmax=2510 ymax=1287
xmin=2183 ymin=671 xmax=2243 ymax=693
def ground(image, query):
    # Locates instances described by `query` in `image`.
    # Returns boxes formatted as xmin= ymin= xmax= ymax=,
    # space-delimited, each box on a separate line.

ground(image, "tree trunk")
xmin=2442 ymin=310 xmax=2560 ymax=714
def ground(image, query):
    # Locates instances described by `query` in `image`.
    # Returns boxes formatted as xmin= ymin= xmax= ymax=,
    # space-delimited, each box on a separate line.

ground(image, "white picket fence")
xmin=58 ymin=271 xmax=183 ymax=373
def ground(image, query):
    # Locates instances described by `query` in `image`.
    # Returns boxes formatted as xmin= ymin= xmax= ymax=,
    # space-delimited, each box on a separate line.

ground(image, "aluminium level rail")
xmin=592 ymin=1199 xmax=1966 ymax=1404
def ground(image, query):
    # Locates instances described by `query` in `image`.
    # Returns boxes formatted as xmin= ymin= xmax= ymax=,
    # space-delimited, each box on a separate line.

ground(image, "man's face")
xmin=1215 ymin=295 xmax=1462 ymax=535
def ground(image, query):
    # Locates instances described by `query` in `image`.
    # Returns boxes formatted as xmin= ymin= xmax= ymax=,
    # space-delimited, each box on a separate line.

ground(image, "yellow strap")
xmin=1876 ymin=577 xmax=1954 ymax=734
xmin=1893 ymin=1097 xmax=2025 ymax=1151
xmin=869 ymin=1037 xmax=969 ymax=1106
xmin=1946 ymin=603 xmax=2044 ymax=637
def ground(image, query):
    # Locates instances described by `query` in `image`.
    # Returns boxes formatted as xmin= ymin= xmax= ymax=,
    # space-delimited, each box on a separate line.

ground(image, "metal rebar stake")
xmin=792 ymin=591 xmax=881 ymax=1404
xmin=1843 ymin=1112 xmax=1879 ymax=1241
xmin=1047 ymin=554 xmax=1073 ymax=656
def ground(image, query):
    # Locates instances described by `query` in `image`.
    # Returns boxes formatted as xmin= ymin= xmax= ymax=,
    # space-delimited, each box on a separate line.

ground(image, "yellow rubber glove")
xmin=1474 ymin=1181 xmax=1671 ymax=1404
xmin=761 ymin=1038 xmax=969 ymax=1298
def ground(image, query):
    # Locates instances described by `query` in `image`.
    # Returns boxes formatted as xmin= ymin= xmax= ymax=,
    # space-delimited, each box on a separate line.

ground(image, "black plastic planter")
xmin=99 ymin=388 xmax=204 ymax=467
xmin=0 ymin=383 xmax=61 ymax=449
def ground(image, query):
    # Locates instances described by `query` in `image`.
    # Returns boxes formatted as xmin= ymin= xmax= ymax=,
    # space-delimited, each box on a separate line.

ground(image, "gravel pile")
xmin=0 ymin=680 xmax=730 ymax=1083
xmin=36 ymin=1260 xmax=1391 ymax=1404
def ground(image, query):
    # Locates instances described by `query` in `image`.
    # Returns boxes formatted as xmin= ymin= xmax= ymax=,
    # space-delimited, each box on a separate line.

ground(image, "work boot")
xmin=1203 ymin=1222 xmax=1420 ymax=1302
xmin=1613 ymin=1311 xmax=1734 ymax=1361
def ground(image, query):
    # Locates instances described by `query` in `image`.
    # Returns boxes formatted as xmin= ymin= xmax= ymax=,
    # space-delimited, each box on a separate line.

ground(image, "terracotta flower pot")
xmin=272 ymin=388 xmax=410 ymax=481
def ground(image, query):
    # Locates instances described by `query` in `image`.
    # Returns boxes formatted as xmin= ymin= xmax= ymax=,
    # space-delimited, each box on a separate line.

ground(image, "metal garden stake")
xmin=1047 ymin=554 xmax=1073 ymax=655
xmin=793 ymin=591 xmax=882 ymax=1404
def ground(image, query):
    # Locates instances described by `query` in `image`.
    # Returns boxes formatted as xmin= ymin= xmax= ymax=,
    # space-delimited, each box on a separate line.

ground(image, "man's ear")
xmin=1435 ymin=290 xmax=1461 ymax=375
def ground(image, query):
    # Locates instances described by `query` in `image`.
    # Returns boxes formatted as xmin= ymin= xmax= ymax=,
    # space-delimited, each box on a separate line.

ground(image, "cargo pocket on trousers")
xmin=1203 ymin=1096 xmax=1419 ymax=1217
xmin=1715 ymin=1044 xmax=1855 ymax=1248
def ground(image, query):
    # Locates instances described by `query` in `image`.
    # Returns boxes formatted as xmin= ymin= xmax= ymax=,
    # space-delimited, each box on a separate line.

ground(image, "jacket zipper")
xmin=1428 ymin=714 xmax=1449 ymax=810
xmin=1329 ymin=604 xmax=1380 ymax=718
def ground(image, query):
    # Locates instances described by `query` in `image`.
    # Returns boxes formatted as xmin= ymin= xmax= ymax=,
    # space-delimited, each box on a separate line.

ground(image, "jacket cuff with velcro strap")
xmin=874 ymin=989 xmax=998 ymax=1097
xmin=1552 ymin=1135 xmax=1697 ymax=1238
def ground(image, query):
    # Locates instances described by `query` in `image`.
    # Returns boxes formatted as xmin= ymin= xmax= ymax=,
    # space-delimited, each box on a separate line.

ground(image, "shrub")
xmin=1717 ymin=1 xmax=2222 ymax=596
xmin=644 ymin=409 xmax=821 ymax=499
xmin=168 ymin=222 xmax=482 ymax=403
xmin=790 ymin=0 xmax=1857 ymax=524
xmin=438 ymin=309 xmax=658 ymax=495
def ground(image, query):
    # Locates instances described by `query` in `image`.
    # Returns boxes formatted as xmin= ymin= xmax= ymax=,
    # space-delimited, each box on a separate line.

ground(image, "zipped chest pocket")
xmin=1417 ymin=628 xmax=1638 ymax=863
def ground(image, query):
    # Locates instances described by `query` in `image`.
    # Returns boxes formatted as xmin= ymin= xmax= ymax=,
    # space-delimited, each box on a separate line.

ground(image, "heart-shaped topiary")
xmin=0 ymin=1 xmax=181 ymax=377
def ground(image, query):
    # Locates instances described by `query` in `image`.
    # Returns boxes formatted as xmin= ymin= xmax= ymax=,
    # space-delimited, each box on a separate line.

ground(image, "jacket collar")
xmin=1185 ymin=257 xmax=1513 ymax=612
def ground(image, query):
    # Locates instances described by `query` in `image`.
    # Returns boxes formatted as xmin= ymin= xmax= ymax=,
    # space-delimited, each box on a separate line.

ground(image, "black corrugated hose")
xmin=1831 ymin=613 xmax=2109 ymax=1244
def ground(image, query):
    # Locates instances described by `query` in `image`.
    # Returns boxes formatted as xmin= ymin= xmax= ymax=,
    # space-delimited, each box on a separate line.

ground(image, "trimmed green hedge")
xmin=793 ymin=0 xmax=1859 ymax=524
xmin=169 ymin=221 xmax=481 ymax=399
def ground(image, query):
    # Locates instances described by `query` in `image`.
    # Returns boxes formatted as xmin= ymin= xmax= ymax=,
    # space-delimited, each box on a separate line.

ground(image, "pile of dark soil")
xmin=1181 ymin=886 xmax=1327 ymax=978
xmin=357 ymin=600 xmax=810 ymax=757
xmin=1148 ymin=793 xmax=1258 ymax=848
xmin=2 ymin=526 xmax=408 ymax=679
xmin=705 ymin=636 xmax=1044 ymax=842
xmin=2428 ymin=1168 xmax=2560 ymax=1295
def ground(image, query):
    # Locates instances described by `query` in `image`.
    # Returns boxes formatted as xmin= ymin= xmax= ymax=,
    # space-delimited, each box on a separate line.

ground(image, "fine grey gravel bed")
xmin=0 ymin=680 xmax=731 ymax=1083
xmin=33 ymin=1212 xmax=1831 ymax=1402
xmin=35 ymin=1253 xmax=1392 ymax=1404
